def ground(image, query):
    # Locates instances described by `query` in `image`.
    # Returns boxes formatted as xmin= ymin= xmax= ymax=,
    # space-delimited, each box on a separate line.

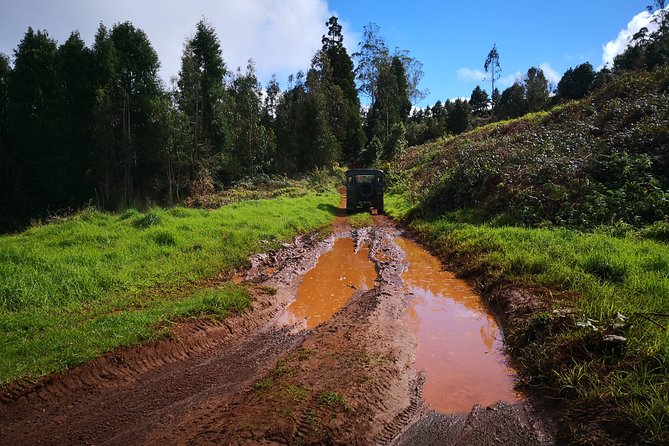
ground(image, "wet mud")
xmin=0 ymin=206 xmax=555 ymax=445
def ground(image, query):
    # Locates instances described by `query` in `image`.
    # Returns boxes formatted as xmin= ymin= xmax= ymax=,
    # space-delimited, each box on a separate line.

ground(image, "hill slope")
xmin=386 ymin=68 xmax=669 ymax=445
xmin=394 ymin=67 xmax=669 ymax=230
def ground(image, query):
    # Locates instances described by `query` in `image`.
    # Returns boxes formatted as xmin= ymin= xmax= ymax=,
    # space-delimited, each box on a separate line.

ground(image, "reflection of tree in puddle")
xmin=278 ymin=238 xmax=376 ymax=329
xmin=397 ymin=237 xmax=521 ymax=413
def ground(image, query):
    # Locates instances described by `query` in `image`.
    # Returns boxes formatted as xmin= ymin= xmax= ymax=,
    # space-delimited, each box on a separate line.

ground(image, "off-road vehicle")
xmin=345 ymin=169 xmax=384 ymax=214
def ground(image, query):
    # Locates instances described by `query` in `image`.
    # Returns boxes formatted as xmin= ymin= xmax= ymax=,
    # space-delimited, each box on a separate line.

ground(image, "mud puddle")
xmin=278 ymin=237 xmax=377 ymax=329
xmin=397 ymin=237 xmax=521 ymax=413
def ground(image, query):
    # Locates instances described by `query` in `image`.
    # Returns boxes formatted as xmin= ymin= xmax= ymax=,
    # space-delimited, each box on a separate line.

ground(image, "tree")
xmin=354 ymin=22 xmax=425 ymax=155
xmin=304 ymin=51 xmax=342 ymax=169
xmin=0 ymin=54 xmax=9 ymax=152
xmin=524 ymin=67 xmax=549 ymax=112
xmin=484 ymin=44 xmax=501 ymax=105
xmin=469 ymin=85 xmax=489 ymax=114
xmin=176 ymin=19 xmax=228 ymax=178
xmin=90 ymin=23 xmax=118 ymax=208
xmin=557 ymin=63 xmax=595 ymax=100
xmin=497 ymin=83 xmax=527 ymax=119
xmin=8 ymin=28 xmax=59 ymax=215
xmin=491 ymin=88 xmax=501 ymax=111
xmin=227 ymin=60 xmax=275 ymax=179
xmin=274 ymin=75 xmax=307 ymax=174
xmin=0 ymin=53 xmax=13 ymax=229
xmin=615 ymin=2 xmax=669 ymax=71
xmin=321 ymin=16 xmax=365 ymax=164
xmin=353 ymin=23 xmax=388 ymax=104
xmin=447 ymin=99 xmax=471 ymax=134
xmin=55 ymin=32 xmax=96 ymax=206
xmin=381 ymin=122 xmax=407 ymax=160
xmin=152 ymin=94 xmax=193 ymax=204
xmin=109 ymin=22 xmax=162 ymax=205
xmin=393 ymin=49 xmax=429 ymax=104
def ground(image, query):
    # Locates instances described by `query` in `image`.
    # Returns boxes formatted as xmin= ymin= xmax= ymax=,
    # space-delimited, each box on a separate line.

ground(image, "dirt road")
xmin=0 ymin=215 xmax=554 ymax=445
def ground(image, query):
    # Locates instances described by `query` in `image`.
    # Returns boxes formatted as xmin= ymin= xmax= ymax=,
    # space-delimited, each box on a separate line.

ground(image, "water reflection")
xmin=398 ymin=238 xmax=520 ymax=413
xmin=278 ymin=238 xmax=377 ymax=329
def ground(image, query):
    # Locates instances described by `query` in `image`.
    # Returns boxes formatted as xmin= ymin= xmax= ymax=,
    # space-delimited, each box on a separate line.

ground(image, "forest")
xmin=0 ymin=9 xmax=667 ymax=232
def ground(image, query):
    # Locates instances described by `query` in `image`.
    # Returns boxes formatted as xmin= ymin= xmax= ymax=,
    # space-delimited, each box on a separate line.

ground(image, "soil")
xmin=0 ymin=209 xmax=556 ymax=445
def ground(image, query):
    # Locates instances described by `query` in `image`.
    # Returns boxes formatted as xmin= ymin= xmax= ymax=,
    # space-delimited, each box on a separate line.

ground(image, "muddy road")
xmin=0 ymin=208 xmax=554 ymax=445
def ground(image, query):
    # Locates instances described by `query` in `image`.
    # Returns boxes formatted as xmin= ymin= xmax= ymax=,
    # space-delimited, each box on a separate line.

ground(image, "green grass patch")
xmin=0 ymin=191 xmax=339 ymax=384
xmin=390 ymin=200 xmax=669 ymax=444
xmin=348 ymin=212 xmax=373 ymax=228
xmin=319 ymin=391 xmax=350 ymax=411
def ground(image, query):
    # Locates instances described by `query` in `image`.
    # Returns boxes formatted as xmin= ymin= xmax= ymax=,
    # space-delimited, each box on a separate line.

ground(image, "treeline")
xmin=406 ymin=63 xmax=612 ymax=147
xmin=406 ymin=4 xmax=669 ymax=146
xmin=0 ymin=17 xmax=422 ymax=231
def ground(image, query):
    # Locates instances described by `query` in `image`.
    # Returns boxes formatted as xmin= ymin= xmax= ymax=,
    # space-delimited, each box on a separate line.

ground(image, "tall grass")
xmin=387 ymin=195 xmax=669 ymax=444
xmin=0 ymin=192 xmax=339 ymax=384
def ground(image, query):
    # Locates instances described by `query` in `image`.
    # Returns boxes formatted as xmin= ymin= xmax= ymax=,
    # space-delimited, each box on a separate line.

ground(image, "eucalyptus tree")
xmin=227 ymin=60 xmax=276 ymax=179
xmin=354 ymin=23 xmax=422 ymax=152
xmin=484 ymin=44 xmax=501 ymax=106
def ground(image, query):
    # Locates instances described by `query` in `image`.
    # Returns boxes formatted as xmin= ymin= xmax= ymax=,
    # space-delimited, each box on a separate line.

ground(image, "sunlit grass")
xmin=0 ymin=192 xmax=339 ymax=384
xmin=387 ymin=194 xmax=669 ymax=443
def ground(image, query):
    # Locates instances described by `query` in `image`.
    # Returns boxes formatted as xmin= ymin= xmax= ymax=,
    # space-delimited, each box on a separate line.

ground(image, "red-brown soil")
xmin=0 ymin=215 xmax=554 ymax=445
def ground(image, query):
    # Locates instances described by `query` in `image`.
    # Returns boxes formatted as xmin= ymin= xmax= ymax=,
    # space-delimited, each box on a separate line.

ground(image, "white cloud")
xmin=457 ymin=64 xmax=559 ymax=93
xmin=0 ymin=0 xmax=353 ymax=88
xmin=539 ymin=63 xmax=561 ymax=85
xmin=456 ymin=67 xmax=485 ymax=82
xmin=602 ymin=8 xmax=664 ymax=67
xmin=498 ymin=71 xmax=523 ymax=88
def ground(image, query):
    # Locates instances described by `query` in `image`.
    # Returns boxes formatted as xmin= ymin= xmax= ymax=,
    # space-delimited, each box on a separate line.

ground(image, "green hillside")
xmin=393 ymin=67 xmax=669 ymax=230
xmin=386 ymin=68 xmax=669 ymax=445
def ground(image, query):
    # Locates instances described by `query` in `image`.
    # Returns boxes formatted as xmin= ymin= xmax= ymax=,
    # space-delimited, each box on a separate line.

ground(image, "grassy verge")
xmin=348 ymin=212 xmax=374 ymax=228
xmin=0 ymin=191 xmax=339 ymax=385
xmin=386 ymin=194 xmax=669 ymax=445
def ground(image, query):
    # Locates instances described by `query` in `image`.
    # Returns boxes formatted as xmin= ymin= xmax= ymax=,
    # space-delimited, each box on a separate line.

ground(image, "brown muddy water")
xmin=278 ymin=237 xmax=377 ymax=328
xmin=397 ymin=237 xmax=521 ymax=413
xmin=277 ymin=231 xmax=520 ymax=414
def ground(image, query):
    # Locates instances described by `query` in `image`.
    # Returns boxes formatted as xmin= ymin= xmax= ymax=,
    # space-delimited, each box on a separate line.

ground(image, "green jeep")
xmin=346 ymin=169 xmax=384 ymax=214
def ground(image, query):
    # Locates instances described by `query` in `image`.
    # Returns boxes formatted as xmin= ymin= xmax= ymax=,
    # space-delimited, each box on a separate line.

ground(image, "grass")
xmin=0 ymin=191 xmax=340 ymax=385
xmin=348 ymin=212 xmax=374 ymax=228
xmin=386 ymin=194 xmax=669 ymax=444
xmin=389 ymin=68 xmax=669 ymax=230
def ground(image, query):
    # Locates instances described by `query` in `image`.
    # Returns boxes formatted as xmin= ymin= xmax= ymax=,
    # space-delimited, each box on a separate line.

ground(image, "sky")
xmin=0 ymin=1 xmax=661 ymax=106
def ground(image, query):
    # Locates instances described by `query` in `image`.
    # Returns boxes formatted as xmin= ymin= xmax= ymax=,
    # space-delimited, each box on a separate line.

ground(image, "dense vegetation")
xmin=0 ymin=17 xmax=420 ymax=232
xmin=384 ymin=13 xmax=669 ymax=442
xmin=0 ymin=185 xmax=339 ymax=384
xmin=392 ymin=67 xmax=669 ymax=230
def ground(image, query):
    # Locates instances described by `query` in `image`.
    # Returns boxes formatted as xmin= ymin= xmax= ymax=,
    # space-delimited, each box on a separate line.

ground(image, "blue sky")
xmin=0 ymin=1 xmax=656 ymax=106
